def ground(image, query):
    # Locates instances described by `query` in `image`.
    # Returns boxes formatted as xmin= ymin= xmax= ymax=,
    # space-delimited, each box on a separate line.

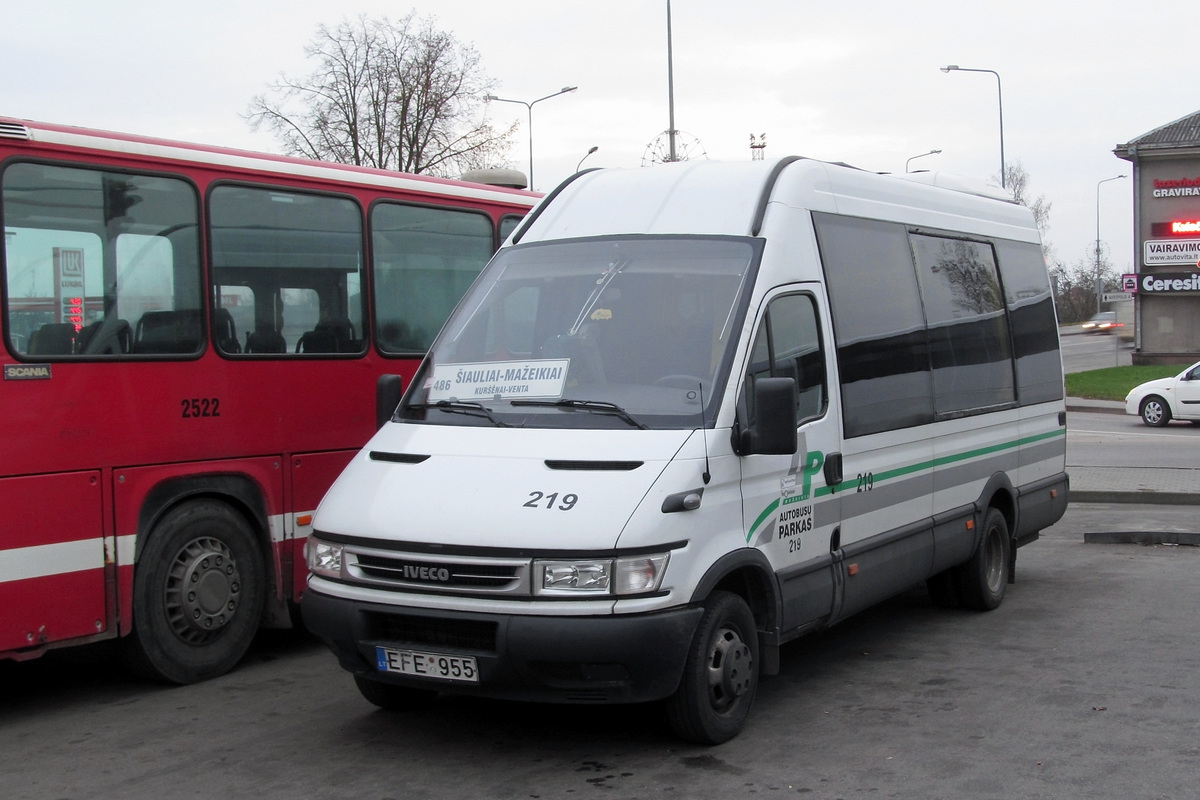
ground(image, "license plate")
xmin=375 ymin=647 xmax=479 ymax=683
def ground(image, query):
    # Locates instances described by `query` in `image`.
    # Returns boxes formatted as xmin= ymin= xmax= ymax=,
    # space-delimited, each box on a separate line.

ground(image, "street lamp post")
xmin=940 ymin=65 xmax=1005 ymax=188
xmin=906 ymin=149 xmax=942 ymax=172
xmin=484 ymin=86 xmax=577 ymax=190
xmin=576 ymin=145 xmax=599 ymax=172
xmin=1096 ymin=174 xmax=1127 ymax=314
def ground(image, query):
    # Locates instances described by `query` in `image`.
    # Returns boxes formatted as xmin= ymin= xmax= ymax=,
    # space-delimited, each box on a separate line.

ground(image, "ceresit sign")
xmin=1139 ymin=272 xmax=1200 ymax=294
xmin=1144 ymin=238 xmax=1200 ymax=266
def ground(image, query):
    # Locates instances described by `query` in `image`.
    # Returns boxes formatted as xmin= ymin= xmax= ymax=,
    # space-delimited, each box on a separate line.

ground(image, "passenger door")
xmin=1176 ymin=365 xmax=1200 ymax=419
xmin=738 ymin=287 xmax=842 ymax=633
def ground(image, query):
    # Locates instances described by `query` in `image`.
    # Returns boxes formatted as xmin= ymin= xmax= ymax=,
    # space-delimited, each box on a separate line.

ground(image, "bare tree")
xmin=1050 ymin=243 xmax=1120 ymax=324
xmin=245 ymin=14 xmax=515 ymax=177
xmin=1000 ymin=161 xmax=1054 ymax=259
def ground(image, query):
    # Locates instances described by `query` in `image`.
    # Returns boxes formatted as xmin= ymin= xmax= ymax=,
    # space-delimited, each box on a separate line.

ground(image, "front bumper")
xmin=302 ymin=588 xmax=704 ymax=704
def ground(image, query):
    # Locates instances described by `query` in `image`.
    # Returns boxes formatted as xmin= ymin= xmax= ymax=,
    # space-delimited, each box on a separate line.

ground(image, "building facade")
xmin=1114 ymin=110 xmax=1200 ymax=365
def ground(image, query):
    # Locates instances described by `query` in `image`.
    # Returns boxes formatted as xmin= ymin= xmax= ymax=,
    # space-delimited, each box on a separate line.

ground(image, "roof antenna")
xmin=698 ymin=381 xmax=711 ymax=484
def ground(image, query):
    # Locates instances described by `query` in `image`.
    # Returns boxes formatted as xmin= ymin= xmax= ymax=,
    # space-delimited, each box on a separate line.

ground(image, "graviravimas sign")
xmin=1152 ymin=177 xmax=1200 ymax=198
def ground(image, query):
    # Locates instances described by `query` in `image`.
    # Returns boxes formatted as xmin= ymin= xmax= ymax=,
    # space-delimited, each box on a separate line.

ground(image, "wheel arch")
xmin=1141 ymin=394 xmax=1173 ymax=423
xmin=976 ymin=472 xmax=1017 ymax=540
xmin=136 ymin=473 xmax=271 ymax=560
xmin=133 ymin=473 xmax=284 ymax=625
xmin=688 ymin=548 xmax=781 ymax=639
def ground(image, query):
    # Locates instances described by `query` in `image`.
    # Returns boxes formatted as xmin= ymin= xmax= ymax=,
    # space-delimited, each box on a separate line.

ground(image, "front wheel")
xmin=125 ymin=500 xmax=265 ymax=684
xmin=666 ymin=591 xmax=760 ymax=745
xmin=1141 ymin=396 xmax=1171 ymax=427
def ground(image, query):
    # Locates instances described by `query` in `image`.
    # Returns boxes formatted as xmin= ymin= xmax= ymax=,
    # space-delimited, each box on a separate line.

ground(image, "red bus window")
xmin=210 ymin=185 xmax=365 ymax=357
xmin=3 ymin=162 xmax=201 ymax=358
xmin=371 ymin=202 xmax=494 ymax=354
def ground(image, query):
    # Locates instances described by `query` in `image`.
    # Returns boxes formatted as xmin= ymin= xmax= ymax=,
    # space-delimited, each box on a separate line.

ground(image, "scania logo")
xmin=402 ymin=564 xmax=452 ymax=582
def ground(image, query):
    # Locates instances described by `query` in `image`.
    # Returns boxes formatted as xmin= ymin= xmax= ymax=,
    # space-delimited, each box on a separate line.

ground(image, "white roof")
xmin=519 ymin=158 xmax=1038 ymax=245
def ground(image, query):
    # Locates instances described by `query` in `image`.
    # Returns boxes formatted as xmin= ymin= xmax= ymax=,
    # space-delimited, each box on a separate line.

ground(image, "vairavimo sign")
xmin=1144 ymin=238 xmax=1200 ymax=265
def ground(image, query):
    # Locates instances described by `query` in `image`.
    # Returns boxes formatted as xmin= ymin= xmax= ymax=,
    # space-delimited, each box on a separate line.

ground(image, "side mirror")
xmin=741 ymin=377 xmax=798 ymax=455
xmin=376 ymin=374 xmax=404 ymax=429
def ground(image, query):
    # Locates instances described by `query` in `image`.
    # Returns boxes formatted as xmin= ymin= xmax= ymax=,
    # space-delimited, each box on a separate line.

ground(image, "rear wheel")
xmin=954 ymin=508 xmax=1011 ymax=611
xmin=1141 ymin=396 xmax=1171 ymax=427
xmin=126 ymin=500 xmax=265 ymax=684
xmin=666 ymin=590 xmax=759 ymax=745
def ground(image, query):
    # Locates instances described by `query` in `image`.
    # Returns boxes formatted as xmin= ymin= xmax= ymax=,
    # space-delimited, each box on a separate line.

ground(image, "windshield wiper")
xmin=406 ymin=400 xmax=512 ymax=427
xmin=511 ymin=398 xmax=648 ymax=429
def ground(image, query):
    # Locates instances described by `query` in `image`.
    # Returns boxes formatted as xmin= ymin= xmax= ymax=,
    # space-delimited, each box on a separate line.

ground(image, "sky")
xmin=5 ymin=0 xmax=1194 ymax=275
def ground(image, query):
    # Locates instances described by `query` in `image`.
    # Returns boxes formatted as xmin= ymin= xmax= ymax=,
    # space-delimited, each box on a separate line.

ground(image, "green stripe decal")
xmin=746 ymin=498 xmax=780 ymax=542
xmin=814 ymin=427 xmax=1065 ymax=498
xmin=746 ymin=427 xmax=1066 ymax=541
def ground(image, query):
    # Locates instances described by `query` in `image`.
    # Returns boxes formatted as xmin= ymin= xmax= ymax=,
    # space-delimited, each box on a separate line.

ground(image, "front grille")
xmin=355 ymin=554 xmax=521 ymax=589
xmin=344 ymin=546 xmax=532 ymax=596
xmin=366 ymin=612 xmax=498 ymax=651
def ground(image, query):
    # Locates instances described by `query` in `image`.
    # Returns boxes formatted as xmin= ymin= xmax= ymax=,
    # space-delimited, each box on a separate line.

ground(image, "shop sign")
xmin=1144 ymin=238 xmax=1200 ymax=265
xmin=1150 ymin=220 xmax=1200 ymax=236
xmin=1153 ymin=177 xmax=1200 ymax=198
xmin=1138 ymin=271 xmax=1200 ymax=294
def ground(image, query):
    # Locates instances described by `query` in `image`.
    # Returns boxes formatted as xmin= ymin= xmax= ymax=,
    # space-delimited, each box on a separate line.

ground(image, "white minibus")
xmin=303 ymin=157 xmax=1069 ymax=744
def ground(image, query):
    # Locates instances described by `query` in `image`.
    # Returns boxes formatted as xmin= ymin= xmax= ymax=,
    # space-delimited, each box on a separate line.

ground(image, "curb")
xmin=1065 ymin=401 xmax=1124 ymax=415
xmin=1071 ymin=490 xmax=1200 ymax=506
xmin=1085 ymin=531 xmax=1200 ymax=546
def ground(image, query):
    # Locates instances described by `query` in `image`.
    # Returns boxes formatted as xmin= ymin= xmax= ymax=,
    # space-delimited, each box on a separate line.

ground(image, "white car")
xmin=1124 ymin=360 xmax=1200 ymax=426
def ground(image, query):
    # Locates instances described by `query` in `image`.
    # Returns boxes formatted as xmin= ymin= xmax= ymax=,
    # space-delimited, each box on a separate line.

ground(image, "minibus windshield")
xmin=401 ymin=235 xmax=760 ymax=429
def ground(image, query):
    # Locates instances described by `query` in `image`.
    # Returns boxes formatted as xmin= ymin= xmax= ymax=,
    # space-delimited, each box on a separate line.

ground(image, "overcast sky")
xmin=6 ymin=1 xmax=1194 ymax=275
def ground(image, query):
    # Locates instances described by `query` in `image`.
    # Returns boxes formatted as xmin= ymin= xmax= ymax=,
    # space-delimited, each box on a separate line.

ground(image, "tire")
xmin=354 ymin=675 xmax=439 ymax=711
xmin=1140 ymin=396 xmax=1171 ymax=427
xmin=666 ymin=591 xmax=760 ymax=745
xmin=125 ymin=500 xmax=265 ymax=684
xmin=954 ymin=508 xmax=1011 ymax=611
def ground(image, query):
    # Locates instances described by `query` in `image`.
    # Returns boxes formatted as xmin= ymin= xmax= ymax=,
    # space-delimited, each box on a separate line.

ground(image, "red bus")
xmin=0 ymin=117 xmax=537 ymax=682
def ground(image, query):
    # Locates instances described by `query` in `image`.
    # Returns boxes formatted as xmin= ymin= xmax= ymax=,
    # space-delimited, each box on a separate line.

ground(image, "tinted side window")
xmin=210 ymin=185 xmax=365 ymax=356
xmin=372 ymin=203 xmax=494 ymax=354
xmin=814 ymin=212 xmax=933 ymax=437
xmin=993 ymin=239 xmax=1063 ymax=404
xmin=910 ymin=233 xmax=1014 ymax=414
xmin=4 ymin=162 xmax=200 ymax=358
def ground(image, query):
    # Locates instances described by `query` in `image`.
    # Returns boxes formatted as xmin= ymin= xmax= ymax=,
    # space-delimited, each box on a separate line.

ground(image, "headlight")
xmin=306 ymin=536 xmax=343 ymax=578
xmin=535 ymin=560 xmax=611 ymax=595
xmin=533 ymin=553 xmax=670 ymax=596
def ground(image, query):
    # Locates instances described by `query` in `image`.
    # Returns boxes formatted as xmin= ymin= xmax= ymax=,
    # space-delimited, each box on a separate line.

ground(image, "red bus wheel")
xmin=125 ymin=500 xmax=265 ymax=684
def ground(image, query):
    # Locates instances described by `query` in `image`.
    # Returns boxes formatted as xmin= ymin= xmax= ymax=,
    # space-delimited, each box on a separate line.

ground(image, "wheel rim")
xmin=164 ymin=536 xmax=242 ymax=644
xmin=705 ymin=626 xmax=754 ymax=714
xmin=1144 ymin=401 xmax=1164 ymax=425
xmin=984 ymin=528 xmax=1005 ymax=594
